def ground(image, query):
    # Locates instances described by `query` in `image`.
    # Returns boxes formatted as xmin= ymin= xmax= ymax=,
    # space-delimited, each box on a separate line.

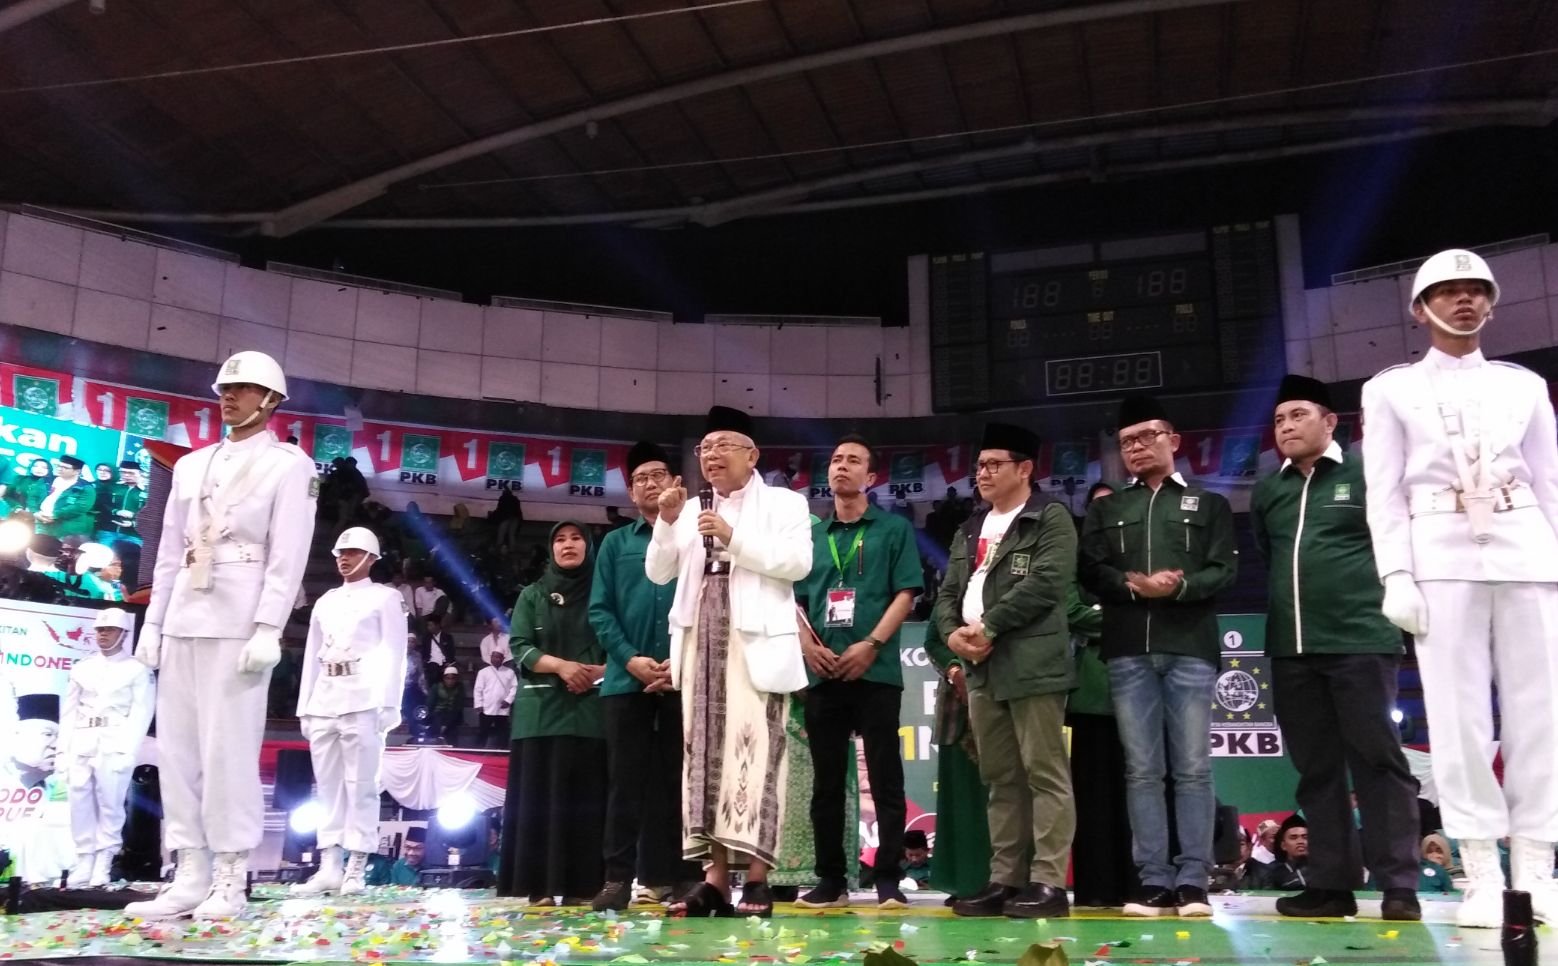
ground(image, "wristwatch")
xmin=865 ymin=635 xmax=884 ymax=650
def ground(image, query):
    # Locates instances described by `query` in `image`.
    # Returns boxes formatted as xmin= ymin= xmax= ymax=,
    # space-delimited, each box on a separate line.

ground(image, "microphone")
xmin=699 ymin=485 xmax=715 ymax=556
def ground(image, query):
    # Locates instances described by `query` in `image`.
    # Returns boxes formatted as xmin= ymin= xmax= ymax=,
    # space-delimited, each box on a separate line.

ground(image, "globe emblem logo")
xmin=131 ymin=408 xmax=161 ymax=434
xmin=19 ymin=385 xmax=50 ymax=412
xmin=1216 ymin=669 xmax=1260 ymax=713
xmin=494 ymin=451 xmax=519 ymax=475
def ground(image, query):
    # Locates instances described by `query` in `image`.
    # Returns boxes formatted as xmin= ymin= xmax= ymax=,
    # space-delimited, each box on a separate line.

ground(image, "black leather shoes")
xmin=1003 ymin=882 xmax=1070 ymax=919
xmin=1275 ymin=888 xmax=1358 ymax=918
xmin=1380 ymin=888 xmax=1422 ymax=921
xmin=952 ymin=882 xmax=1019 ymax=917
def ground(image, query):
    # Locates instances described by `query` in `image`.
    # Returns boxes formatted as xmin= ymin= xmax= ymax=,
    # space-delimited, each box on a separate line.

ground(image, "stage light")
xmin=0 ymin=519 xmax=32 ymax=555
xmin=289 ymin=800 xmax=326 ymax=834
xmin=1391 ymin=708 xmax=1404 ymax=724
xmin=437 ymin=792 xmax=479 ymax=830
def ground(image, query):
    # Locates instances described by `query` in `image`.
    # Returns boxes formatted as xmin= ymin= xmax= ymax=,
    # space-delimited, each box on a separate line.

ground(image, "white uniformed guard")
xmin=1362 ymin=249 xmax=1558 ymax=928
xmin=292 ymin=526 xmax=408 ymax=896
xmin=127 ymin=350 xmax=318 ymax=919
xmin=58 ymin=608 xmax=153 ymax=887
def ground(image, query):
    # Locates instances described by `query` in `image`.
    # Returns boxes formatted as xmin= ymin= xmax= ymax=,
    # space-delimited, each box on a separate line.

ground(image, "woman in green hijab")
xmin=496 ymin=521 xmax=609 ymax=905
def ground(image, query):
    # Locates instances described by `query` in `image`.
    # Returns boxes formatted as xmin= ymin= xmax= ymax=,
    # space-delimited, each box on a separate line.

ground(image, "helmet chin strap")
xmin=1422 ymin=302 xmax=1491 ymax=338
xmin=340 ymin=553 xmax=376 ymax=581
xmin=234 ymin=390 xmax=278 ymax=429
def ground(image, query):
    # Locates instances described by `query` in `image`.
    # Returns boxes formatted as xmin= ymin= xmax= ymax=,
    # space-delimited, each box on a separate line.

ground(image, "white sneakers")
xmin=68 ymin=853 xmax=96 ymax=889
xmin=1457 ymin=839 xmax=1506 ymax=929
xmin=125 ymin=848 xmax=213 ymax=919
xmin=192 ymin=852 xmax=249 ymax=918
xmin=1511 ymin=837 xmax=1558 ymax=924
xmin=291 ymin=846 xmax=345 ymax=896
xmin=340 ymin=850 xmax=370 ymax=895
xmin=90 ymin=848 xmax=116 ymax=887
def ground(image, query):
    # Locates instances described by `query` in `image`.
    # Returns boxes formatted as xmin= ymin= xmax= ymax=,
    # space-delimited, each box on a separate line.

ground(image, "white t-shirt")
xmin=961 ymin=505 xmax=1023 ymax=625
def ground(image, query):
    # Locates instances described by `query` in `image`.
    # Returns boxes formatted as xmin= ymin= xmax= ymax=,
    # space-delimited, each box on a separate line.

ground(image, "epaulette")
xmin=1490 ymin=360 xmax=1534 ymax=373
xmin=1370 ymin=362 xmax=1412 ymax=379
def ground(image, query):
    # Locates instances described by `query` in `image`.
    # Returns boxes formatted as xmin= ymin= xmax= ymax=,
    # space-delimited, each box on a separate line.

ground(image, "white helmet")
xmin=213 ymin=350 xmax=289 ymax=400
xmin=75 ymin=542 xmax=115 ymax=575
xmin=93 ymin=607 xmax=133 ymax=632
xmin=333 ymin=527 xmax=381 ymax=558
xmin=1409 ymin=249 xmax=1500 ymax=307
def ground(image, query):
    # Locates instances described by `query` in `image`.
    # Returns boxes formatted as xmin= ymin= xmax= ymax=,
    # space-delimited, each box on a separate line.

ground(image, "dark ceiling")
xmin=2 ymin=0 xmax=1557 ymax=239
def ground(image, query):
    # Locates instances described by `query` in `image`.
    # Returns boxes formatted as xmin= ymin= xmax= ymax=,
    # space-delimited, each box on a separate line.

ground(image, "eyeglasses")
xmin=695 ymin=441 xmax=753 ymax=459
xmin=1118 ymin=429 xmax=1171 ymax=451
xmin=974 ymin=459 xmax=1017 ymax=475
xmin=630 ymin=469 xmax=670 ymax=487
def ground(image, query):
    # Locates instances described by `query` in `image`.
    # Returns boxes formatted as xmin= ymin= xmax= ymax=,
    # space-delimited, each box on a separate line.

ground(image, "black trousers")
xmin=477 ymin=713 xmax=510 ymax=749
xmin=1068 ymin=713 xmax=1136 ymax=905
xmin=602 ymin=691 xmax=696 ymax=885
xmin=1271 ymin=653 xmax=1420 ymax=891
xmin=805 ymin=679 xmax=907 ymax=883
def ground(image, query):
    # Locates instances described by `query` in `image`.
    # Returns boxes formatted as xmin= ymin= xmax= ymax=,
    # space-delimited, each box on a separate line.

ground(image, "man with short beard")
xmin=794 ymin=434 xmax=923 ymax=910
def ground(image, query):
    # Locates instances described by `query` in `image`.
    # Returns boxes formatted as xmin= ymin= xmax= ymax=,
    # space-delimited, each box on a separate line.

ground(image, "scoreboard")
xmin=930 ymin=222 xmax=1284 ymax=411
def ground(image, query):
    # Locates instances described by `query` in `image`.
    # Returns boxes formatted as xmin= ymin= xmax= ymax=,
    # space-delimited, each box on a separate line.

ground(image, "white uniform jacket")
xmin=473 ymin=665 xmax=518 ymax=715
xmin=645 ymin=472 xmax=811 ymax=694
xmin=145 ymin=431 xmax=318 ymax=638
xmin=297 ymin=580 xmax=409 ymax=718
xmin=1361 ymin=348 xmax=1558 ymax=582
xmin=58 ymin=649 xmax=155 ymax=761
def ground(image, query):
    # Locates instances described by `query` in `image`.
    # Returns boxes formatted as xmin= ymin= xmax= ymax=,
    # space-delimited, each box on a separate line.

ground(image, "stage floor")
xmin=0 ymin=890 xmax=1539 ymax=965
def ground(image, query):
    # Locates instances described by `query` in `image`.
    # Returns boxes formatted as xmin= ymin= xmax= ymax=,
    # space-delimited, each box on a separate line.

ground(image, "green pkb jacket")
xmin=1250 ymin=445 xmax=1401 ymax=658
xmin=1065 ymin=583 xmax=1113 ymax=717
xmin=509 ymin=582 xmax=605 ymax=740
xmin=35 ymin=480 xmax=98 ymax=537
xmin=588 ymin=518 xmax=675 ymax=697
xmin=935 ymin=494 xmax=1078 ymax=701
xmin=1079 ymin=474 xmax=1238 ymax=665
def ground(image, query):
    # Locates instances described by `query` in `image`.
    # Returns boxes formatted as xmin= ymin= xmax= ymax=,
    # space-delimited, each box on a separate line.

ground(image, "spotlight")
xmin=289 ymin=800 xmax=326 ymax=834
xmin=1391 ymin=708 xmax=1404 ymax=724
xmin=0 ymin=519 xmax=31 ymax=555
xmin=437 ymin=793 xmax=478 ymax=831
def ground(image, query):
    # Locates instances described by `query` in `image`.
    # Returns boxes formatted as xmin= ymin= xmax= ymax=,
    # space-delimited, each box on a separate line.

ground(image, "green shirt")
xmin=1079 ymin=475 xmax=1238 ymax=665
xmin=36 ymin=480 xmax=98 ymax=537
xmin=389 ymin=858 xmax=421 ymax=885
xmin=588 ymin=518 xmax=676 ymax=697
xmin=510 ymin=582 xmax=605 ymax=739
xmin=1250 ymin=446 xmax=1401 ymax=657
xmin=796 ymin=504 xmax=924 ymax=689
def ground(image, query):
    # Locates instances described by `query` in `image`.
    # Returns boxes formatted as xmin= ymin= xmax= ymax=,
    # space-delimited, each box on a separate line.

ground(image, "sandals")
xmin=669 ymin=881 xmax=735 ymax=918
xmin=738 ymin=881 xmax=775 ymax=918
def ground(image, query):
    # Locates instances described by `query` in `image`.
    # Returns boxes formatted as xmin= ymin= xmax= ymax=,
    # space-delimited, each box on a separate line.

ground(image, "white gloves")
xmin=1381 ymin=573 xmax=1430 ymax=637
xmin=377 ymin=707 xmax=401 ymax=733
xmin=237 ymin=624 xmax=283 ymax=673
xmin=137 ymin=624 xmax=162 ymax=670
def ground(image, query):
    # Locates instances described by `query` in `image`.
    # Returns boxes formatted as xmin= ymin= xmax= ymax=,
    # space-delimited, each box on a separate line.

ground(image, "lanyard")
xmin=828 ymin=526 xmax=865 ymax=584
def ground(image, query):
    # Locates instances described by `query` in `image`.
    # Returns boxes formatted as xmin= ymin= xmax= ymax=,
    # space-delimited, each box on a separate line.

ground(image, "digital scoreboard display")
xmin=929 ymin=223 xmax=1283 ymax=411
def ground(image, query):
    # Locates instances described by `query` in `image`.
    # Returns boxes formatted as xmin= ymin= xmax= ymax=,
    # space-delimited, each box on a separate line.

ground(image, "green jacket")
xmin=36 ymin=480 xmax=98 ymax=537
xmin=104 ymin=482 xmax=147 ymax=535
xmin=796 ymin=505 xmax=925 ymax=689
xmin=1079 ymin=475 xmax=1238 ymax=665
xmin=1250 ymin=446 xmax=1401 ymax=657
xmin=588 ymin=518 xmax=675 ymax=697
xmin=935 ymin=494 xmax=1077 ymax=701
xmin=510 ymin=582 xmax=605 ymax=740
xmin=1065 ymin=583 xmax=1112 ymax=717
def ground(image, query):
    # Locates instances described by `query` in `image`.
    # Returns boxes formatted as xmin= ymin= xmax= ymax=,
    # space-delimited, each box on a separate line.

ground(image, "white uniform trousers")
xmin=300 ymin=710 xmax=384 ymax=854
xmin=1417 ymin=580 xmax=1558 ymax=840
xmin=157 ymin=635 xmax=272 ymax=853
xmin=67 ymin=752 xmax=136 ymax=852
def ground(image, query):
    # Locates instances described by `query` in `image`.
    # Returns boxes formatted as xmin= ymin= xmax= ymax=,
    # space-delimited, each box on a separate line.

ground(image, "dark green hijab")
xmin=534 ymin=519 xmax=600 ymax=660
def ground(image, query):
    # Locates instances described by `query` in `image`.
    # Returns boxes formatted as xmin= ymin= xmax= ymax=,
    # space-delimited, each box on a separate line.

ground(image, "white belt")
xmin=183 ymin=542 xmax=267 ymax=567
xmin=1409 ymin=483 xmax=1535 ymax=515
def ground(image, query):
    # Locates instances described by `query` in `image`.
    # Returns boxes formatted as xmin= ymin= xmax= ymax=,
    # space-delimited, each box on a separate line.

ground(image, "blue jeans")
xmin=1108 ymin=653 xmax=1217 ymax=889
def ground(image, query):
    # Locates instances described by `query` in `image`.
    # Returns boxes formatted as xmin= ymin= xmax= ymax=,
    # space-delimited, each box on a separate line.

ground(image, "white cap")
xmin=213 ymin=350 xmax=289 ymax=400
xmin=1410 ymin=249 xmax=1500 ymax=307
xmin=75 ymin=542 xmax=115 ymax=575
xmin=93 ymin=608 xmax=133 ymax=632
xmin=333 ymin=527 xmax=381 ymax=558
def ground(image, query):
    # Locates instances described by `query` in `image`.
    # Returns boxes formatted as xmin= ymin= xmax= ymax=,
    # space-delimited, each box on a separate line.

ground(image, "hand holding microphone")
xmin=695 ymin=485 xmax=734 ymax=554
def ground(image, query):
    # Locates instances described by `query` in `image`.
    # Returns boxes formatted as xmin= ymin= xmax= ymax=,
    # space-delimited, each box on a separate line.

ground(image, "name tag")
xmin=1010 ymin=552 xmax=1030 ymax=576
xmin=1180 ymin=495 xmax=1200 ymax=512
xmin=1333 ymin=484 xmax=1351 ymax=502
xmin=825 ymin=588 xmax=856 ymax=628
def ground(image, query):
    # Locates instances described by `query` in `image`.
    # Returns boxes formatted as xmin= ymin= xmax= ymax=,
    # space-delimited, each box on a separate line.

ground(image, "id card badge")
xmin=825 ymin=588 xmax=857 ymax=628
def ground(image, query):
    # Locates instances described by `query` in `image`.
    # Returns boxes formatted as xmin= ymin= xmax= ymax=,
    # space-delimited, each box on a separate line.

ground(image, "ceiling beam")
xmin=0 ymin=0 xmax=80 ymax=36
xmin=259 ymin=0 xmax=1255 ymax=236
